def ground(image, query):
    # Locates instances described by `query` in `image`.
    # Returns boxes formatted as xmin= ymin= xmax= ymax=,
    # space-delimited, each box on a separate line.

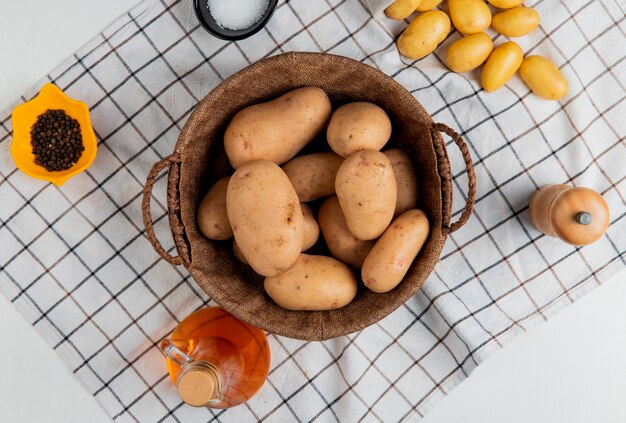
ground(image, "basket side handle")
xmin=141 ymin=153 xmax=190 ymax=266
xmin=431 ymin=123 xmax=476 ymax=235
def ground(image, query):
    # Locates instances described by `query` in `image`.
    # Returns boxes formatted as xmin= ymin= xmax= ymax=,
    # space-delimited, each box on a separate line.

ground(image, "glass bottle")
xmin=159 ymin=307 xmax=270 ymax=408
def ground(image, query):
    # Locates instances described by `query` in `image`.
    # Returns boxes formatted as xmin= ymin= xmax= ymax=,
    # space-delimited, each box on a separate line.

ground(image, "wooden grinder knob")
xmin=529 ymin=184 xmax=610 ymax=246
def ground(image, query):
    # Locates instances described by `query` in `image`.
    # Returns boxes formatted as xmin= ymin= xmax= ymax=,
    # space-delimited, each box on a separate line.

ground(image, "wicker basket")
xmin=142 ymin=52 xmax=476 ymax=341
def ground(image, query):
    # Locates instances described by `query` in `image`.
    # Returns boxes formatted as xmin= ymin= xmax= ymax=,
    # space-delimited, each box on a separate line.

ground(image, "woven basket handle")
xmin=141 ymin=153 xmax=190 ymax=266
xmin=432 ymin=123 xmax=477 ymax=235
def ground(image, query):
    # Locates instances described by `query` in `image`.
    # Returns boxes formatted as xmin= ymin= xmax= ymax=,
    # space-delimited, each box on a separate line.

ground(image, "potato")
xmin=197 ymin=176 xmax=232 ymax=240
xmin=326 ymin=103 xmax=392 ymax=158
xmin=318 ymin=196 xmax=375 ymax=268
xmin=382 ymin=149 xmax=419 ymax=216
xmin=445 ymin=32 xmax=494 ymax=73
xmin=264 ymin=254 xmax=358 ymax=311
xmin=233 ymin=239 xmax=248 ymax=265
xmin=416 ymin=0 xmax=442 ymax=11
xmin=227 ymin=160 xmax=303 ymax=276
xmin=224 ymin=87 xmax=331 ymax=168
xmin=519 ymin=55 xmax=569 ymax=101
xmin=335 ymin=150 xmax=397 ymax=240
xmin=282 ymin=152 xmax=343 ymax=202
xmin=492 ymin=7 xmax=540 ymax=37
xmin=362 ymin=209 xmax=430 ymax=293
xmin=300 ymin=203 xmax=320 ymax=251
xmin=486 ymin=0 xmax=524 ymax=8
xmin=481 ymin=41 xmax=523 ymax=92
xmin=397 ymin=11 xmax=451 ymax=60
xmin=385 ymin=0 xmax=421 ymax=20
xmin=448 ymin=0 xmax=491 ymax=35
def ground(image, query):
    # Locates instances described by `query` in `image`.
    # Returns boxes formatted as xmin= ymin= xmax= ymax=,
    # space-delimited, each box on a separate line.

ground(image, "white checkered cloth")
xmin=0 ymin=0 xmax=624 ymax=421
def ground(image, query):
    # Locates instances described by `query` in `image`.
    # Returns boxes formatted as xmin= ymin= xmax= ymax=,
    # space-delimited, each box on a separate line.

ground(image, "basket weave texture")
xmin=142 ymin=52 xmax=476 ymax=341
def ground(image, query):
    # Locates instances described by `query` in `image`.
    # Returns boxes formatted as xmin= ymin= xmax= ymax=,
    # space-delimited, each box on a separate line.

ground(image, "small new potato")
xmin=362 ymin=209 xmax=430 ymax=293
xmin=397 ymin=11 xmax=451 ymax=60
xmin=227 ymin=160 xmax=304 ymax=277
xmin=416 ymin=0 xmax=442 ymax=11
xmin=481 ymin=41 xmax=524 ymax=92
xmin=300 ymin=203 xmax=320 ymax=251
xmin=383 ymin=149 xmax=419 ymax=216
xmin=492 ymin=7 xmax=540 ymax=37
xmin=487 ymin=0 xmax=524 ymax=8
xmin=224 ymin=87 xmax=331 ymax=168
xmin=282 ymin=152 xmax=343 ymax=202
xmin=519 ymin=55 xmax=569 ymax=101
xmin=335 ymin=150 xmax=397 ymax=240
xmin=446 ymin=32 xmax=493 ymax=73
xmin=448 ymin=0 xmax=492 ymax=35
xmin=197 ymin=176 xmax=232 ymax=240
xmin=264 ymin=254 xmax=358 ymax=311
xmin=327 ymin=103 xmax=392 ymax=158
xmin=385 ymin=0 xmax=421 ymax=20
xmin=318 ymin=196 xmax=375 ymax=269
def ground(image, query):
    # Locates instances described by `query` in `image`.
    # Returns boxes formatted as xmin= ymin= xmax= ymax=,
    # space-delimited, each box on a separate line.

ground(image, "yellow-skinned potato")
xmin=492 ymin=7 xmax=540 ymax=37
xmin=300 ymin=203 xmax=320 ymax=251
xmin=318 ymin=196 xmax=375 ymax=269
xmin=519 ymin=55 xmax=569 ymax=100
xmin=416 ymin=0 xmax=442 ymax=12
xmin=326 ymin=103 xmax=392 ymax=158
xmin=446 ymin=32 xmax=494 ymax=73
xmin=362 ymin=209 xmax=430 ymax=293
xmin=385 ymin=0 xmax=421 ymax=20
xmin=335 ymin=150 xmax=397 ymax=240
xmin=227 ymin=160 xmax=303 ymax=277
xmin=233 ymin=239 xmax=248 ymax=265
xmin=383 ymin=149 xmax=419 ymax=216
xmin=397 ymin=11 xmax=451 ymax=60
xmin=264 ymin=254 xmax=358 ymax=311
xmin=282 ymin=152 xmax=343 ymax=202
xmin=197 ymin=176 xmax=232 ymax=240
xmin=487 ymin=0 xmax=524 ymax=8
xmin=448 ymin=0 xmax=492 ymax=35
xmin=481 ymin=41 xmax=524 ymax=92
xmin=224 ymin=87 xmax=331 ymax=168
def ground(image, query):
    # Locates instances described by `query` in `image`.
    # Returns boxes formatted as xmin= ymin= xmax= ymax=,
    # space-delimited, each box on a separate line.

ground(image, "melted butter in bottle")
xmin=161 ymin=307 xmax=270 ymax=408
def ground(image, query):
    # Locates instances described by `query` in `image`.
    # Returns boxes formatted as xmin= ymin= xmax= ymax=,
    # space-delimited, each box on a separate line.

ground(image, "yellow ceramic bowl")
xmin=11 ymin=83 xmax=97 ymax=186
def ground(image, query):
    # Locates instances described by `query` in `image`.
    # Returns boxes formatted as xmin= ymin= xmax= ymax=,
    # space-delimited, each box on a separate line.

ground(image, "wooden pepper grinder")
xmin=529 ymin=184 xmax=610 ymax=246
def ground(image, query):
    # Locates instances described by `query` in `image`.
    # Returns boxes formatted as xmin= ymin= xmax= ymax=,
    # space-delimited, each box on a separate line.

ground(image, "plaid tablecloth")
xmin=0 ymin=0 xmax=624 ymax=421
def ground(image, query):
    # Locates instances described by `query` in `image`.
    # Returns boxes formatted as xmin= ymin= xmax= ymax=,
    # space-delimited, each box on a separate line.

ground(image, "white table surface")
xmin=1 ymin=1 xmax=625 ymax=422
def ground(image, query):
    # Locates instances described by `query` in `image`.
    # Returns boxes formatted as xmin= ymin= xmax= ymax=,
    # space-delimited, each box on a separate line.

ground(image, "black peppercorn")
xmin=30 ymin=109 xmax=84 ymax=172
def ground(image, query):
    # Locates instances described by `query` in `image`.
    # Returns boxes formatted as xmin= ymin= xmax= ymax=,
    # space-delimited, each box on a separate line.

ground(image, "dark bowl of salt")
xmin=194 ymin=0 xmax=278 ymax=41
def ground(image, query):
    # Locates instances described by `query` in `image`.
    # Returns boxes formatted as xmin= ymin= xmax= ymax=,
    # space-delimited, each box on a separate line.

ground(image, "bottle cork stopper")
xmin=178 ymin=369 xmax=216 ymax=407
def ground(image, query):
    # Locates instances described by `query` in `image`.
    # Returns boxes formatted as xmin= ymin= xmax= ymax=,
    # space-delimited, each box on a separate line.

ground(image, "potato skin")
xmin=335 ymin=150 xmax=397 ymax=240
xmin=486 ymin=0 xmax=524 ymax=8
xmin=448 ymin=0 xmax=492 ymax=35
xmin=397 ymin=11 xmax=451 ymax=60
xmin=385 ymin=0 xmax=421 ymax=20
xmin=264 ymin=254 xmax=358 ymax=311
xmin=197 ymin=177 xmax=232 ymax=240
xmin=362 ymin=209 xmax=430 ymax=293
xmin=416 ymin=0 xmax=442 ymax=11
xmin=326 ymin=103 xmax=392 ymax=158
xmin=445 ymin=32 xmax=493 ymax=73
xmin=224 ymin=87 xmax=331 ymax=168
xmin=492 ymin=7 xmax=540 ymax=38
xmin=318 ymin=196 xmax=375 ymax=269
xmin=481 ymin=41 xmax=523 ymax=92
xmin=519 ymin=55 xmax=568 ymax=101
xmin=300 ymin=203 xmax=320 ymax=251
xmin=282 ymin=152 xmax=343 ymax=202
xmin=383 ymin=149 xmax=419 ymax=216
xmin=227 ymin=160 xmax=304 ymax=276
xmin=233 ymin=239 xmax=248 ymax=265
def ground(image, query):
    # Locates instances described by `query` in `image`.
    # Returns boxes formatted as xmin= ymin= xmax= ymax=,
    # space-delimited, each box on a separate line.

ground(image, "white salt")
xmin=207 ymin=0 xmax=270 ymax=31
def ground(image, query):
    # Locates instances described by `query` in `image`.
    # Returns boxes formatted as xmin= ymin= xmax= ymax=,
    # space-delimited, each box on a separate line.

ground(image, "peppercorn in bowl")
xmin=11 ymin=83 xmax=97 ymax=186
